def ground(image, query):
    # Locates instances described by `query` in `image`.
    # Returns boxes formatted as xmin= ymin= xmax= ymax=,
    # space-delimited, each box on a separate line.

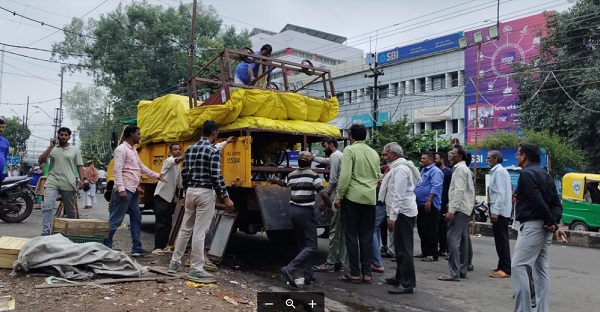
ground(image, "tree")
xmin=52 ymin=1 xmax=250 ymax=123
xmin=370 ymin=116 xmax=453 ymax=162
xmin=475 ymin=130 xmax=586 ymax=177
xmin=0 ymin=116 xmax=31 ymax=154
xmin=512 ymin=0 xmax=600 ymax=171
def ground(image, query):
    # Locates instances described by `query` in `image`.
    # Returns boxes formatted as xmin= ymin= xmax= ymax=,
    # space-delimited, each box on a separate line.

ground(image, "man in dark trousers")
xmin=511 ymin=143 xmax=567 ymax=312
xmin=270 ymin=151 xmax=331 ymax=288
xmin=414 ymin=152 xmax=443 ymax=262
xmin=434 ymin=152 xmax=452 ymax=258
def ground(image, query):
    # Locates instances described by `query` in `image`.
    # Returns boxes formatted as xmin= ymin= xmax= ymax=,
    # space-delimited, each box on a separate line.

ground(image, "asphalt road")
xmin=2 ymin=195 xmax=600 ymax=311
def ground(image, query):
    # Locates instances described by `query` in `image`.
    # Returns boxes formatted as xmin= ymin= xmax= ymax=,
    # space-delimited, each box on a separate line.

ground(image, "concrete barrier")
xmin=473 ymin=222 xmax=600 ymax=249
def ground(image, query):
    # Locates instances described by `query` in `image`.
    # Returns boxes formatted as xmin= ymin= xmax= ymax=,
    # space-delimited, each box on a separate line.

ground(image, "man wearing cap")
xmin=269 ymin=151 xmax=332 ymax=288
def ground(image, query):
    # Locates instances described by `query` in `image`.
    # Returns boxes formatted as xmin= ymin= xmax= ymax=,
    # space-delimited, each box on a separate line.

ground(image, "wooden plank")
xmin=34 ymin=276 xmax=180 ymax=289
xmin=52 ymin=218 xmax=109 ymax=237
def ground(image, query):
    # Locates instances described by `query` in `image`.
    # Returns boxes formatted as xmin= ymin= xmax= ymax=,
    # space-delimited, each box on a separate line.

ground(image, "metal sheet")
xmin=254 ymin=185 xmax=330 ymax=231
xmin=207 ymin=211 xmax=237 ymax=263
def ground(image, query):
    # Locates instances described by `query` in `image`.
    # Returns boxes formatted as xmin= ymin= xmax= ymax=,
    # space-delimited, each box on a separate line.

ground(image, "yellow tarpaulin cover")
xmin=138 ymin=90 xmax=339 ymax=144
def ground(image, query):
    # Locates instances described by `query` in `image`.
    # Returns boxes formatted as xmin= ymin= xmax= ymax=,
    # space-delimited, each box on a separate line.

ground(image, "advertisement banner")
xmin=377 ymin=32 xmax=462 ymax=66
xmin=464 ymin=13 xmax=549 ymax=143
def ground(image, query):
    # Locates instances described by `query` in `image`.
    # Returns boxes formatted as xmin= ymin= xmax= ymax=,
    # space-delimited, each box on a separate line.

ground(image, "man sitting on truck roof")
xmin=234 ymin=44 xmax=273 ymax=88
xmin=269 ymin=151 xmax=332 ymax=288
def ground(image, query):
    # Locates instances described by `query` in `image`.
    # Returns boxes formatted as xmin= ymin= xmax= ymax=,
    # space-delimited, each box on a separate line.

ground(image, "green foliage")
xmin=512 ymin=0 xmax=600 ymax=171
xmin=0 ymin=116 xmax=31 ymax=154
xmin=369 ymin=117 xmax=453 ymax=162
xmin=52 ymin=1 xmax=250 ymax=123
xmin=475 ymin=130 xmax=586 ymax=176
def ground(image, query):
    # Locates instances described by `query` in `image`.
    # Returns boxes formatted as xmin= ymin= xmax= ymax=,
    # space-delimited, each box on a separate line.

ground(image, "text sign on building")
xmin=466 ymin=148 xmax=547 ymax=169
xmin=377 ymin=32 xmax=463 ymax=66
xmin=6 ymin=156 xmax=20 ymax=166
xmin=350 ymin=112 xmax=389 ymax=127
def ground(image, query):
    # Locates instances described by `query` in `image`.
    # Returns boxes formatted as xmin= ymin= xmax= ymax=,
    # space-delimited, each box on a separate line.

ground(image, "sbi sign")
xmin=375 ymin=32 xmax=462 ymax=66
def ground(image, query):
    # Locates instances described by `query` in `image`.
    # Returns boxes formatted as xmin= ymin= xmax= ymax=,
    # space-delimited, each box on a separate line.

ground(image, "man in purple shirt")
xmin=234 ymin=44 xmax=273 ymax=86
xmin=414 ymin=152 xmax=444 ymax=262
xmin=105 ymin=126 xmax=164 ymax=256
xmin=0 ymin=119 xmax=8 ymax=184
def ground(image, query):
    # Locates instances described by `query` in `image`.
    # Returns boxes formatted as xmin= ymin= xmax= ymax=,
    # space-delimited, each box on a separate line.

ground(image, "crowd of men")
xmin=1 ymin=117 xmax=568 ymax=310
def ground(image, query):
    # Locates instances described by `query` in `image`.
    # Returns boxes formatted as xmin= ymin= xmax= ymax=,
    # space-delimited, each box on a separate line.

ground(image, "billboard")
xmin=377 ymin=32 xmax=463 ymax=66
xmin=349 ymin=112 xmax=389 ymax=127
xmin=464 ymin=13 xmax=549 ymax=143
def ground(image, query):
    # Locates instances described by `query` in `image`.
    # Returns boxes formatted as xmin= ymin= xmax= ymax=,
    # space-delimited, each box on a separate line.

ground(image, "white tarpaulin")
xmin=12 ymin=234 xmax=143 ymax=280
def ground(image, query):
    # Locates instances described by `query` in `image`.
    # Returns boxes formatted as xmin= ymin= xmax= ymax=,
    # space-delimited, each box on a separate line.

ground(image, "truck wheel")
xmin=266 ymin=230 xmax=297 ymax=245
xmin=569 ymin=221 xmax=589 ymax=232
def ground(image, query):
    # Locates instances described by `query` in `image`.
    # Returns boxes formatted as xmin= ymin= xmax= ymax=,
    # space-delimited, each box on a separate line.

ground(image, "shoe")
xmin=421 ymin=256 xmax=438 ymax=262
xmin=304 ymin=276 xmax=316 ymax=286
xmin=467 ymin=264 xmax=474 ymax=271
xmin=84 ymin=206 xmax=92 ymax=209
xmin=281 ymin=267 xmax=298 ymax=288
xmin=460 ymin=274 xmax=467 ymax=279
xmin=489 ymin=270 xmax=510 ymax=278
xmin=338 ymin=273 xmax=362 ymax=284
xmin=33 ymin=204 xmax=42 ymax=210
xmin=152 ymin=249 xmax=165 ymax=256
xmin=384 ymin=277 xmax=400 ymax=286
xmin=313 ymin=263 xmax=335 ymax=273
xmin=371 ymin=264 xmax=385 ymax=273
xmin=131 ymin=249 xmax=150 ymax=257
xmin=437 ymin=274 xmax=460 ymax=282
xmin=188 ymin=268 xmax=214 ymax=280
xmin=439 ymin=251 xmax=448 ymax=257
xmin=388 ymin=285 xmax=414 ymax=294
xmin=167 ymin=261 xmax=179 ymax=274
xmin=334 ymin=263 xmax=344 ymax=272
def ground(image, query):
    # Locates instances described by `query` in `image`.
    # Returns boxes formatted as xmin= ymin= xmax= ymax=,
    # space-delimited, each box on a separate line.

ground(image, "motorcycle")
xmin=473 ymin=200 xmax=489 ymax=223
xmin=0 ymin=176 xmax=34 ymax=223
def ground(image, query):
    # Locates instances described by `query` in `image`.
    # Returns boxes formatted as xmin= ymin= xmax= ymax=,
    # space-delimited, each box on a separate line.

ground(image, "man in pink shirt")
xmin=105 ymin=125 xmax=165 ymax=256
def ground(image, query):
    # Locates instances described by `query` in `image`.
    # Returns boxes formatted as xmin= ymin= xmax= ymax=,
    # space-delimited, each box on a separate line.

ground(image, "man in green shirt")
xmin=38 ymin=127 xmax=84 ymax=235
xmin=335 ymin=123 xmax=381 ymax=284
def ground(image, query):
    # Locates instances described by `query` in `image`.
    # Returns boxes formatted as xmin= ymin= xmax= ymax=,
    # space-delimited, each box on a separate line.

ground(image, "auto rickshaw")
xmin=561 ymin=172 xmax=600 ymax=232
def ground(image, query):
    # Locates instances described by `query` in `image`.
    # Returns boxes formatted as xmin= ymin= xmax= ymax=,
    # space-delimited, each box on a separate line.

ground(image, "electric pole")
xmin=365 ymin=53 xmax=384 ymax=137
xmin=25 ymin=96 xmax=29 ymax=127
xmin=53 ymin=108 xmax=60 ymax=135
xmin=59 ymin=67 xmax=64 ymax=128
xmin=0 ymin=44 xmax=4 ymax=108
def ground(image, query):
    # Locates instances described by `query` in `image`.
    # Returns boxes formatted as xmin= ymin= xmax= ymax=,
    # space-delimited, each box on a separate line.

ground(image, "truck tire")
xmin=569 ymin=221 xmax=589 ymax=232
xmin=266 ymin=230 xmax=297 ymax=245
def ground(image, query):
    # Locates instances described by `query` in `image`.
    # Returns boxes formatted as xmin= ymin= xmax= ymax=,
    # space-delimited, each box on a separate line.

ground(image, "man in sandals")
xmin=335 ymin=123 xmax=380 ymax=284
xmin=438 ymin=145 xmax=474 ymax=282
xmin=269 ymin=151 xmax=331 ymax=288
xmin=379 ymin=143 xmax=420 ymax=294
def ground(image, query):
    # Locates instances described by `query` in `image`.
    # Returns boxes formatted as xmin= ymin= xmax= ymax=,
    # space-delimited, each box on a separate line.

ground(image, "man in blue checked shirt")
xmin=414 ymin=152 xmax=444 ymax=262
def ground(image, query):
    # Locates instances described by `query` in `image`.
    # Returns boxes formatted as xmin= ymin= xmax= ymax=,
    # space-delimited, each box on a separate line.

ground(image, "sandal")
xmin=371 ymin=264 xmax=384 ymax=273
xmin=362 ymin=275 xmax=373 ymax=284
xmin=437 ymin=274 xmax=460 ymax=282
xmin=338 ymin=273 xmax=362 ymax=284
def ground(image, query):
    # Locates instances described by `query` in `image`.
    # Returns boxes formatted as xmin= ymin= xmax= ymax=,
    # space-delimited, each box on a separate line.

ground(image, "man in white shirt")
xmin=379 ymin=142 xmax=420 ymax=294
xmin=438 ymin=145 xmax=475 ymax=281
xmin=153 ymin=143 xmax=184 ymax=254
xmin=487 ymin=150 xmax=513 ymax=278
xmin=312 ymin=137 xmax=345 ymax=273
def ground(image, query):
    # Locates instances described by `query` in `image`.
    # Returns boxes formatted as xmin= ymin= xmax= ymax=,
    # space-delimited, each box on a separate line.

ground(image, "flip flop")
xmin=362 ymin=275 xmax=373 ymax=284
xmin=338 ymin=273 xmax=362 ymax=284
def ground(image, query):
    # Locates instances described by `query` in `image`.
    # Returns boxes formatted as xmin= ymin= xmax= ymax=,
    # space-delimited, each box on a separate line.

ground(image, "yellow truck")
xmin=105 ymin=49 xmax=340 ymax=260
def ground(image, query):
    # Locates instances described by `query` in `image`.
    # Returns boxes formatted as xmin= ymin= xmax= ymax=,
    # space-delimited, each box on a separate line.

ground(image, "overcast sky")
xmin=0 ymin=0 xmax=573 ymax=149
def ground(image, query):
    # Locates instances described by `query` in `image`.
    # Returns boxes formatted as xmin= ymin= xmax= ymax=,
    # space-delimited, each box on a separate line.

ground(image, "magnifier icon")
xmin=285 ymin=299 xmax=296 ymax=309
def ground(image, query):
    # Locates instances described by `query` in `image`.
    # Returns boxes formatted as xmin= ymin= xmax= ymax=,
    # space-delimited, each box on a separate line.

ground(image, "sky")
xmin=0 ymin=0 xmax=574 ymax=153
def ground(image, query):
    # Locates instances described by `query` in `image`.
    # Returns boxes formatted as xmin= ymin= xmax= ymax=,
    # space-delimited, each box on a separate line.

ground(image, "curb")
xmin=473 ymin=222 xmax=600 ymax=249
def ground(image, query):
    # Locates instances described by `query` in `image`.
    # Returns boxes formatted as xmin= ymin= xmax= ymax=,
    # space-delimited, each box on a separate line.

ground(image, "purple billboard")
xmin=464 ymin=13 xmax=549 ymax=143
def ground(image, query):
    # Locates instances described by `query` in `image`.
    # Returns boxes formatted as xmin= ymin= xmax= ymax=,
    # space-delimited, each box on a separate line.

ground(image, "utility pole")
xmin=0 ymin=44 xmax=4 ymax=108
xmin=25 ymin=96 xmax=30 ymax=127
xmin=187 ymin=0 xmax=198 ymax=109
xmin=72 ymin=131 xmax=77 ymax=146
xmin=365 ymin=53 xmax=384 ymax=138
xmin=59 ymin=67 xmax=64 ymax=128
xmin=53 ymin=108 xmax=60 ymax=135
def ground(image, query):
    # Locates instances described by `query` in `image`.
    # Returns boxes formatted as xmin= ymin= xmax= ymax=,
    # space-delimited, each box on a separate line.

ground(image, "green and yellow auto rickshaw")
xmin=562 ymin=173 xmax=600 ymax=232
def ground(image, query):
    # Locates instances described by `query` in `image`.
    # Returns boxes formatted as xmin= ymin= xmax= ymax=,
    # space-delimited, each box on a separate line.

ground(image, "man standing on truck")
xmin=168 ymin=120 xmax=234 ymax=281
xmin=335 ymin=123 xmax=381 ymax=284
xmin=38 ymin=127 xmax=85 ymax=236
xmin=234 ymin=44 xmax=273 ymax=87
xmin=152 ymin=143 xmax=184 ymax=255
xmin=270 ymin=151 xmax=331 ymax=288
xmin=312 ymin=137 xmax=345 ymax=274
xmin=105 ymin=126 xmax=165 ymax=256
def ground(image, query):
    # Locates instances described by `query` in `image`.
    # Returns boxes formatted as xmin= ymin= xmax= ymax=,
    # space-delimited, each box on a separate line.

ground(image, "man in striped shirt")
xmin=269 ymin=151 xmax=332 ymax=288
